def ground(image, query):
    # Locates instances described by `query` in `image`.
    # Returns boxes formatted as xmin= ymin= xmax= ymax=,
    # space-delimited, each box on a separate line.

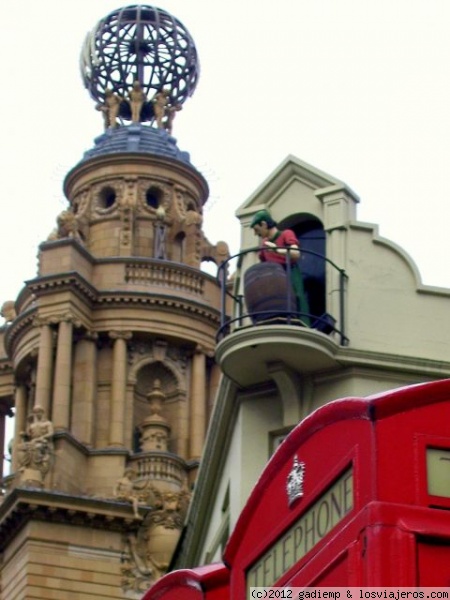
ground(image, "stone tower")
xmin=0 ymin=5 xmax=228 ymax=598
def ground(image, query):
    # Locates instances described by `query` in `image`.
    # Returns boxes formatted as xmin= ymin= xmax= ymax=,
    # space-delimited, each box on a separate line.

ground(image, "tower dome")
xmin=80 ymin=4 xmax=200 ymax=125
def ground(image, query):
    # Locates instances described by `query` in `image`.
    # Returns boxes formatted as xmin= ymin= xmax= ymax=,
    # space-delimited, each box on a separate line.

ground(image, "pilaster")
xmin=33 ymin=320 xmax=54 ymax=415
xmin=189 ymin=346 xmax=206 ymax=460
xmin=108 ymin=331 xmax=132 ymax=447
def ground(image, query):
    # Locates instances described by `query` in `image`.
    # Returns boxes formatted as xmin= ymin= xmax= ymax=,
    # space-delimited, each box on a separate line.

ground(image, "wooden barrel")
xmin=244 ymin=262 xmax=292 ymax=324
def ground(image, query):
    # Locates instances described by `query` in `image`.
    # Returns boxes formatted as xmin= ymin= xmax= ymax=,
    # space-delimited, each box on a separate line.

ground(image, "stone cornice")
xmin=5 ymin=279 xmax=220 ymax=358
xmin=336 ymin=346 xmax=450 ymax=378
xmin=0 ymin=487 xmax=143 ymax=552
xmin=64 ymin=152 xmax=209 ymax=206
xmin=26 ymin=271 xmax=98 ymax=303
xmin=3 ymin=308 xmax=37 ymax=357
xmin=96 ymin=291 xmax=221 ymax=323
xmin=38 ymin=237 xmax=95 ymax=263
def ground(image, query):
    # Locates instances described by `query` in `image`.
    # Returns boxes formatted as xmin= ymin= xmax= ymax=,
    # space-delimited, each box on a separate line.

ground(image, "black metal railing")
xmin=217 ymin=247 xmax=349 ymax=345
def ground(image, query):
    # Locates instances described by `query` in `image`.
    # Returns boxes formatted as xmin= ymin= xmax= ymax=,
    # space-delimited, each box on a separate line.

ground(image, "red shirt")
xmin=259 ymin=229 xmax=299 ymax=265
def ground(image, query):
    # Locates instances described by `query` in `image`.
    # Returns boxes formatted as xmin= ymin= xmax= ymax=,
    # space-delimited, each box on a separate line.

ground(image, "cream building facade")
xmin=173 ymin=154 xmax=450 ymax=569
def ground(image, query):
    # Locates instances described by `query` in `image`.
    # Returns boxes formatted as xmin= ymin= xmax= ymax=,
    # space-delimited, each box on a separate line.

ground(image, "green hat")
xmin=250 ymin=209 xmax=272 ymax=227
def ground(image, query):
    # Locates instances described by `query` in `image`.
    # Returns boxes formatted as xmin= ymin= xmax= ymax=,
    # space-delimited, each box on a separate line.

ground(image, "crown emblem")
xmin=286 ymin=455 xmax=305 ymax=506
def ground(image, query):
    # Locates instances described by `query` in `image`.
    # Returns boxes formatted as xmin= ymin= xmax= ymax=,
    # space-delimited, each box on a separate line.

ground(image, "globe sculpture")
xmin=80 ymin=4 xmax=199 ymax=126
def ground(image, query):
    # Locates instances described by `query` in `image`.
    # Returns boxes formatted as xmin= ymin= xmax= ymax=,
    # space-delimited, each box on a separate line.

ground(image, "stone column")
xmin=108 ymin=331 xmax=131 ymax=447
xmin=124 ymin=381 xmax=135 ymax=450
xmin=52 ymin=318 xmax=74 ymax=430
xmin=72 ymin=332 xmax=97 ymax=445
xmin=12 ymin=384 xmax=27 ymax=472
xmin=189 ymin=346 xmax=206 ymax=460
xmin=34 ymin=321 xmax=54 ymax=415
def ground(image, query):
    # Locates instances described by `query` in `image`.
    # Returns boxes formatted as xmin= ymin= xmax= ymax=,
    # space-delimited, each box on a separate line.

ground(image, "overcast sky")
xmin=2 ymin=0 xmax=450 ymax=313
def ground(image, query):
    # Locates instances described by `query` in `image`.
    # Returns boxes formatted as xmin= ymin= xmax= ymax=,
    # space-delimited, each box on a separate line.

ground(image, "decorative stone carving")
xmin=184 ymin=209 xmax=202 ymax=227
xmin=128 ymin=340 xmax=188 ymax=381
xmin=128 ymin=80 xmax=147 ymax=123
xmin=48 ymin=209 xmax=82 ymax=242
xmin=201 ymin=237 xmax=231 ymax=279
xmin=92 ymin=181 xmax=120 ymax=215
xmin=137 ymin=179 xmax=171 ymax=216
xmin=172 ymin=185 xmax=187 ymax=220
xmin=152 ymin=89 xmax=170 ymax=129
xmin=163 ymin=103 xmax=182 ymax=135
xmin=121 ymin=487 xmax=191 ymax=592
xmin=113 ymin=468 xmax=148 ymax=519
xmin=153 ymin=206 xmax=167 ymax=260
xmin=72 ymin=188 xmax=90 ymax=218
xmin=1 ymin=301 xmax=16 ymax=323
xmin=17 ymin=405 xmax=54 ymax=486
xmin=96 ymin=89 xmax=123 ymax=129
xmin=109 ymin=331 xmax=133 ymax=342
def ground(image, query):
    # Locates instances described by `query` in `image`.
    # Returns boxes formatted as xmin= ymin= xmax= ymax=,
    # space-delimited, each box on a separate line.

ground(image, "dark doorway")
xmin=281 ymin=216 xmax=326 ymax=324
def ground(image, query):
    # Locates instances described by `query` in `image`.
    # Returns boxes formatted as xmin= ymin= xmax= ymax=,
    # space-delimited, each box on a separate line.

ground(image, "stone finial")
xmin=139 ymin=380 xmax=171 ymax=452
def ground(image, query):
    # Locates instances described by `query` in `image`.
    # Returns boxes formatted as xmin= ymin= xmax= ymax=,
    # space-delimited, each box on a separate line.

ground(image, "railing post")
xmin=219 ymin=262 xmax=227 ymax=335
xmin=339 ymin=269 xmax=346 ymax=345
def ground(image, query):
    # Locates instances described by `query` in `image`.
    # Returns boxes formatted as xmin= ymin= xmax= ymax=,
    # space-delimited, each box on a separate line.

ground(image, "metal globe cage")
xmin=80 ymin=4 xmax=200 ymax=122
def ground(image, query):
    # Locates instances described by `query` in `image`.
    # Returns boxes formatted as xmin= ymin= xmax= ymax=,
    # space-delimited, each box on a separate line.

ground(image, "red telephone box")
xmin=143 ymin=379 xmax=450 ymax=598
xmin=141 ymin=563 xmax=229 ymax=599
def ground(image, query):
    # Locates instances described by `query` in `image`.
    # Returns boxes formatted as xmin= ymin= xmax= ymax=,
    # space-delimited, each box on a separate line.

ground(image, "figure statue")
xmin=128 ymin=80 xmax=146 ymax=123
xmin=152 ymin=89 xmax=170 ymax=128
xmin=48 ymin=209 xmax=82 ymax=242
xmin=1 ymin=301 xmax=16 ymax=323
xmin=18 ymin=405 xmax=54 ymax=476
xmin=164 ymin=103 xmax=182 ymax=135
xmin=96 ymin=89 xmax=123 ymax=129
xmin=250 ymin=209 xmax=310 ymax=325
xmin=113 ymin=468 xmax=147 ymax=519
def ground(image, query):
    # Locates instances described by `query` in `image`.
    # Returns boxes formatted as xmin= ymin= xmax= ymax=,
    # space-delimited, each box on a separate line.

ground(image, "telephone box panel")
xmin=143 ymin=379 xmax=450 ymax=597
xmin=224 ymin=379 xmax=450 ymax=593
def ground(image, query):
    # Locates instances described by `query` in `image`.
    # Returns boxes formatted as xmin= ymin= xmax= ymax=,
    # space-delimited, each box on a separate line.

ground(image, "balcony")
xmin=215 ymin=248 xmax=348 ymax=386
xmin=128 ymin=451 xmax=188 ymax=489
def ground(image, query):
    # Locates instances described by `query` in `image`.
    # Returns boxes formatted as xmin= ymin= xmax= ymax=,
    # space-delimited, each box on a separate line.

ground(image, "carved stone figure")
xmin=128 ymin=80 xmax=146 ymax=123
xmin=152 ymin=89 xmax=170 ymax=128
xmin=1 ymin=301 xmax=16 ymax=323
xmin=185 ymin=209 xmax=202 ymax=227
xmin=96 ymin=89 xmax=123 ymax=129
xmin=17 ymin=406 xmax=54 ymax=482
xmin=164 ymin=103 xmax=182 ymax=135
xmin=48 ymin=209 xmax=81 ymax=241
xmin=113 ymin=468 xmax=148 ymax=519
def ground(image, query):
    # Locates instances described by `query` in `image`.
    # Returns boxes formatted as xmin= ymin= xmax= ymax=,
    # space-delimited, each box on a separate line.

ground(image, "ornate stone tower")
xmin=0 ymin=5 xmax=228 ymax=598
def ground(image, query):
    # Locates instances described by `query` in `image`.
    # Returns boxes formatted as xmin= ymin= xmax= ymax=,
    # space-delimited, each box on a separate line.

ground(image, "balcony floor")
xmin=215 ymin=324 xmax=341 ymax=387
